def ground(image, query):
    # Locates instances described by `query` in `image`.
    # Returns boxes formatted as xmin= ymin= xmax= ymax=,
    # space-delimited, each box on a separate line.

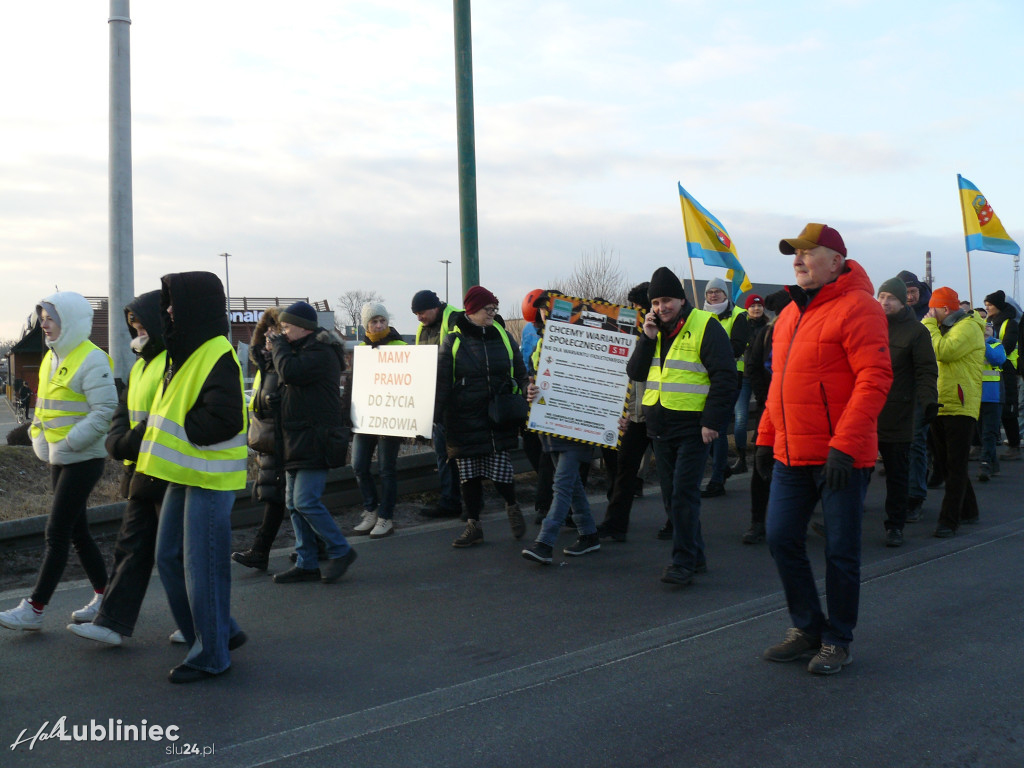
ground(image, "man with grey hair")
xmin=756 ymin=224 xmax=892 ymax=675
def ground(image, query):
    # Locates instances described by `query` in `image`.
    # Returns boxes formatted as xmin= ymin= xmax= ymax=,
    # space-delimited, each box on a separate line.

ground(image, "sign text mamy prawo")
xmin=350 ymin=345 xmax=437 ymax=438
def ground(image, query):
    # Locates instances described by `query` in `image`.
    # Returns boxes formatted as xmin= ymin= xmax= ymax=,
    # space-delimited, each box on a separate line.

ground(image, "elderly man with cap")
xmin=875 ymin=277 xmax=938 ymax=547
xmin=983 ymin=289 xmax=1020 ymax=461
xmin=270 ymin=301 xmax=357 ymax=584
xmin=923 ymin=287 xmax=985 ymax=537
xmin=626 ymin=267 xmax=735 ymax=586
xmin=756 ymin=223 xmax=891 ymax=675
xmin=700 ymin=277 xmax=750 ymax=498
xmin=411 ymin=288 xmax=465 ymax=519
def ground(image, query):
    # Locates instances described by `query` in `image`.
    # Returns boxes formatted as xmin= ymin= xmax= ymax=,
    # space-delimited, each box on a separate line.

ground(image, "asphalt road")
xmin=2 ymin=460 xmax=1022 ymax=768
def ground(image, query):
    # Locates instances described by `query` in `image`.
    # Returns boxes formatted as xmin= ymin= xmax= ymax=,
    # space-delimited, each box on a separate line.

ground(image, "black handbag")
xmin=247 ymin=416 xmax=276 ymax=455
xmin=488 ymin=390 xmax=528 ymax=428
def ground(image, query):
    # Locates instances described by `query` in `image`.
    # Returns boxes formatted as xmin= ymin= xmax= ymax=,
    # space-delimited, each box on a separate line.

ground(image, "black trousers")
xmin=95 ymin=495 xmax=162 ymax=636
xmin=1001 ymin=368 xmax=1019 ymax=448
xmin=32 ymin=458 xmax=108 ymax=605
xmin=251 ymin=500 xmax=287 ymax=554
xmin=877 ymin=440 xmax=910 ymax=531
xmin=929 ymin=415 xmax=978 ymax=530
xmin=600 ymin=421 xmax=649 ymax=534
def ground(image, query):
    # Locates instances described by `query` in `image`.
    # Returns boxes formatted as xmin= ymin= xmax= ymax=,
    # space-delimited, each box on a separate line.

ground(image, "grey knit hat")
xmin=361 ymin=301 xmax=390 ymax=328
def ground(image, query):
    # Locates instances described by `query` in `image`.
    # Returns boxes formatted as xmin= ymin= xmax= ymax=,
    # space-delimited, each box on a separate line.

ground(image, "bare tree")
xmin=554 ymin=245 xmax=628 ymax=304
xmin=0 ymin=337 xmax=18 ymax=357
xmin=336 ymin=290 xmax=386 ymax=329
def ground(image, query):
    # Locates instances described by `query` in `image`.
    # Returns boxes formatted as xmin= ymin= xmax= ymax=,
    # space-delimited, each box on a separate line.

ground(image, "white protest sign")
xmin=350 ymin=345 xmax=437 ymax=438
xmin=527 ymin=318 xmax=635 ymax=447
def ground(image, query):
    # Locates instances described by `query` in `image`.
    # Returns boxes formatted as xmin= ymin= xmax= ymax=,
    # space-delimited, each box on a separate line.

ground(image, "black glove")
xmin=754 ymin=445 xmax=774 ymax=481
xmin=825 ymin=448 xmax=854 ymax=491
xmin=921 ymin=402 xmax=938 ymax=427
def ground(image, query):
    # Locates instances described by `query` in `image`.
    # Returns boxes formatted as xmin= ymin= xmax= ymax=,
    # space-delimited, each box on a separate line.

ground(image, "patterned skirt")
xmin=456 ymin=451 xmax=515 ymax=484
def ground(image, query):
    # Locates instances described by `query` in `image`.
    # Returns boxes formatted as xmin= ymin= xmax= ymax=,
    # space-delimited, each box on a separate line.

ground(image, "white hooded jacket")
xmin=32 ymin=292 xmax=118 ymax=465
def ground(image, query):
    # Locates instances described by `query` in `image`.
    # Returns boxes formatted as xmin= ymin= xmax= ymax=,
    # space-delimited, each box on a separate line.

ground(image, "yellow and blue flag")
xmin=678 ymin=183 xmax=753 ymax=303
xmin=958 ymin=174 xmax=1019 ymax=256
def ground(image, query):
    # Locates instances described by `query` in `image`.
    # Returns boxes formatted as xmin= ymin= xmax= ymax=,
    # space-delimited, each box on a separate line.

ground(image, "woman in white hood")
xmin=0 ymin=292 xmax=118 ymax=631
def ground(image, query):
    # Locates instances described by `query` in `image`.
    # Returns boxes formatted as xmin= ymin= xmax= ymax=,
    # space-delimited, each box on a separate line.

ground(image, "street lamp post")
xmin=439 ymin=259 xmax=452 ymax=302
xmin=220 ymin=252 xmax=232 ymax=344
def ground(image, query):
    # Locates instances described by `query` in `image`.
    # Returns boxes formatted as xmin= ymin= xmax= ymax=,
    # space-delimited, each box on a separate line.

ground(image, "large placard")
xmin=350 ymin=345 xmax=437 ymax=438
xmin=527 ymin=295 xmax=640 ymax=448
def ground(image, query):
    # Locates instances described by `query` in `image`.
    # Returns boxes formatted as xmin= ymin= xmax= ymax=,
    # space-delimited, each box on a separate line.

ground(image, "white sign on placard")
xmin=527 ymin=319 xmax=635 ymax=447
xmin=350 ymin=345 xmax=437 ymax=438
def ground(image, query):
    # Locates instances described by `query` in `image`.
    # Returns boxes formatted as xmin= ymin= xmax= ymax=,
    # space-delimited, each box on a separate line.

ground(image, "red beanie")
xmin=744 ymin=294 xmax=763 ymax=309
xmin=463 ymin=286 xmax=499 ymax=315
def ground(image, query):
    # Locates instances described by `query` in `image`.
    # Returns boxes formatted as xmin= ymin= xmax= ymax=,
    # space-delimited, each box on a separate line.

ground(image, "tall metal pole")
xmin=453 ymin=0 xmax=480 ymax=293
xmin=439 ymin=259 xmax=452 ymax=302
xmin=220 ymin=253 xmax=232 ymax=344
xmin=108 ymin=0 xmax=134 ymax=384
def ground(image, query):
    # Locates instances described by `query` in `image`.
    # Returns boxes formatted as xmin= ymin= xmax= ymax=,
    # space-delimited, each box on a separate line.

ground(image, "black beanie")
xmin=648 ymin=267 xmax=685 ymax=302
xmin=280 ymin=301 xmax=318 ymax=330
xmin=411 ymin=289 xmax=444 ymax=313
xmin=985 ymin=290 xmax=1007 ymax=312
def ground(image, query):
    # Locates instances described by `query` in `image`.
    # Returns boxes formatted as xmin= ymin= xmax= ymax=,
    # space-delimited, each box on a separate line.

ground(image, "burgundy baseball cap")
xmin=779 ymin=223 xmax=847 ymax=257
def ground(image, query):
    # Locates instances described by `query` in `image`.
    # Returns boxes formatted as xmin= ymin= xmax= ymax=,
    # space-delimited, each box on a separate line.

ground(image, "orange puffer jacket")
xmin=757 ymin=259 xmax=892 ymax=468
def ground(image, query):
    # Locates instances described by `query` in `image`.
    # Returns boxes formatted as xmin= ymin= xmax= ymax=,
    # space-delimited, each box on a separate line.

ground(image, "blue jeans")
xmin=980 ymin=401 xmax=1001 ymax=472
xmin=766 ymin=463 xmax=869 ymax=648
xmin=908 ymin=403 xmax=929 ymax=501
xmin=286 ymin=469 xmax=350 ymax=570
xmin=352 ymin=433 xmax=402 ymax=519
xmin=433 ymin=423 xmax=462 ymax=513
xmin=156 ymin=483 xmax=241 ymax=674
xmin=652 ymin=433 xmax=710 ymax=571
xmin=733 ymin=376 xmax=752 ymax=460
xmin=537 ymin=446 xmax=598 ymax=546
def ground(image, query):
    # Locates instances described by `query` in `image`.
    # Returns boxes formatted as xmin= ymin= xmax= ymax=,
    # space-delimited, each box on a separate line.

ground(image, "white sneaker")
xmin=71 ymin=593 xmax=103 ymax=624
xmin=352 ymin=510 xmax=378 ymax=535
xmin=68 ymin=622 xmax=122 ymax=646
xmin=369 ymin=518 xmax=395 ymax=539
xmin=169 ymin=629 xmax=187 ymax=644
xmin=0 ymin=599 xmax=44 ymax=631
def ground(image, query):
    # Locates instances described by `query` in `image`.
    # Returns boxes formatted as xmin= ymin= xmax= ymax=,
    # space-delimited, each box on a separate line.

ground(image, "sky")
xmin=1 ymin=0 xmax=1022 ymax=342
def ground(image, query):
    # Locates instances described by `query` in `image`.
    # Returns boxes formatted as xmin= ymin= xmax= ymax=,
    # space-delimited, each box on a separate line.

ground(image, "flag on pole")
xmin=678 ymin=182 xmax=753 ymax=303
xmin=958 ymin=174 xmax=1019 ymax=256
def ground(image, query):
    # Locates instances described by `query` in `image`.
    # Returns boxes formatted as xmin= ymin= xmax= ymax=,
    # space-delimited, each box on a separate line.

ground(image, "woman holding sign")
xmin=435 ymin=286 xmax=529 ymax=548
xmin=350 ymin=302 xmax=406 ymax=539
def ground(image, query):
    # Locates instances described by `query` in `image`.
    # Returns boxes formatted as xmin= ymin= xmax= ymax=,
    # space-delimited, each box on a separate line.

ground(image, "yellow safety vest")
xmin=30 ymin=341 xmax=113 ymax=443
xmin=416 ymin=304 xmax=461 ymax=345
xmin=451 ymin=323 xmax=520 ymax=393
xmin=642 ymin=309 xmax=715 ymax=412
xmin=718 ymin=305 xmax=747 ymax=373
xmin=136 ymin=337 xmax=248 ymax=491
xmin=998 ymin=321 xmax=1018 ymax=368
xmin=249 ymin=369 xmax=261 ymax=414
xmin=124 ymin=350 xmax=167 ymax=466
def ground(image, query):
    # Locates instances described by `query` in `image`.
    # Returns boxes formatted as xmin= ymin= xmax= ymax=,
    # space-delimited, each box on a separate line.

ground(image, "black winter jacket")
xmin=106 ymin=290 xmax=168 ymax=499
xmin=434 ymin=314 xmax=528 ymax=458
xmin=272 ymin=327 xmax=351 ymax=471
xmin=158 ymin=271 xmax=245 ymax=449
xmin=877 ymin=305 xmax=938 ymax=443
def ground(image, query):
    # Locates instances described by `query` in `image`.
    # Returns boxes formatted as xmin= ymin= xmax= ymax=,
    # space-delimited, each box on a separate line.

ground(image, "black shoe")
xmin=595 ymin=524 xmax=627 ymax=542
xmin=701 ymin=481 xmax=726 ymax=498
xmin=228 ymin=631 xmax=247 ymax=651
xmin=742 ymin=523 xmax=765 ymax=545
xmin=763 ymin=628 xmax=821 ymax=662
xmin=933 ymin=525 xmax=955 ymax=538
xmin=168 ymin=664 xmax=229 ymax=684
xmin=563 ymin=534 xmax=600 ymax=557
xmin=656 ymin=520 xmax=673 ymax=540
xmin=420 ymin=505 xmax=462 ymax=519
xmin=321 ymin=548 xmax=358 ymax=583
xmin=522 ymin=541 xmax=553 ymax=564
xmin=660 ymin=565 xmax=694 ymax=586
xmin=884 ymin=528 xmax=904 ymax=547
xmin=231 ymin=549 xmax=269 ymax=571
xmin=273 ymin=566 xmax=322 ymax=583
xmin=905 ymin=497 xmax=924 ymax=523
xmin=978 ymin=462 xmax=991 ymax=482
xmin=729 ymin=457 xmax=748 ymax=475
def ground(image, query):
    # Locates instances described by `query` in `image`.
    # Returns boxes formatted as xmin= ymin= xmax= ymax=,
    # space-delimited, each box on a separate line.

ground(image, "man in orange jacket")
xmin=755 ymin=224 xmax=892 ymax=675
